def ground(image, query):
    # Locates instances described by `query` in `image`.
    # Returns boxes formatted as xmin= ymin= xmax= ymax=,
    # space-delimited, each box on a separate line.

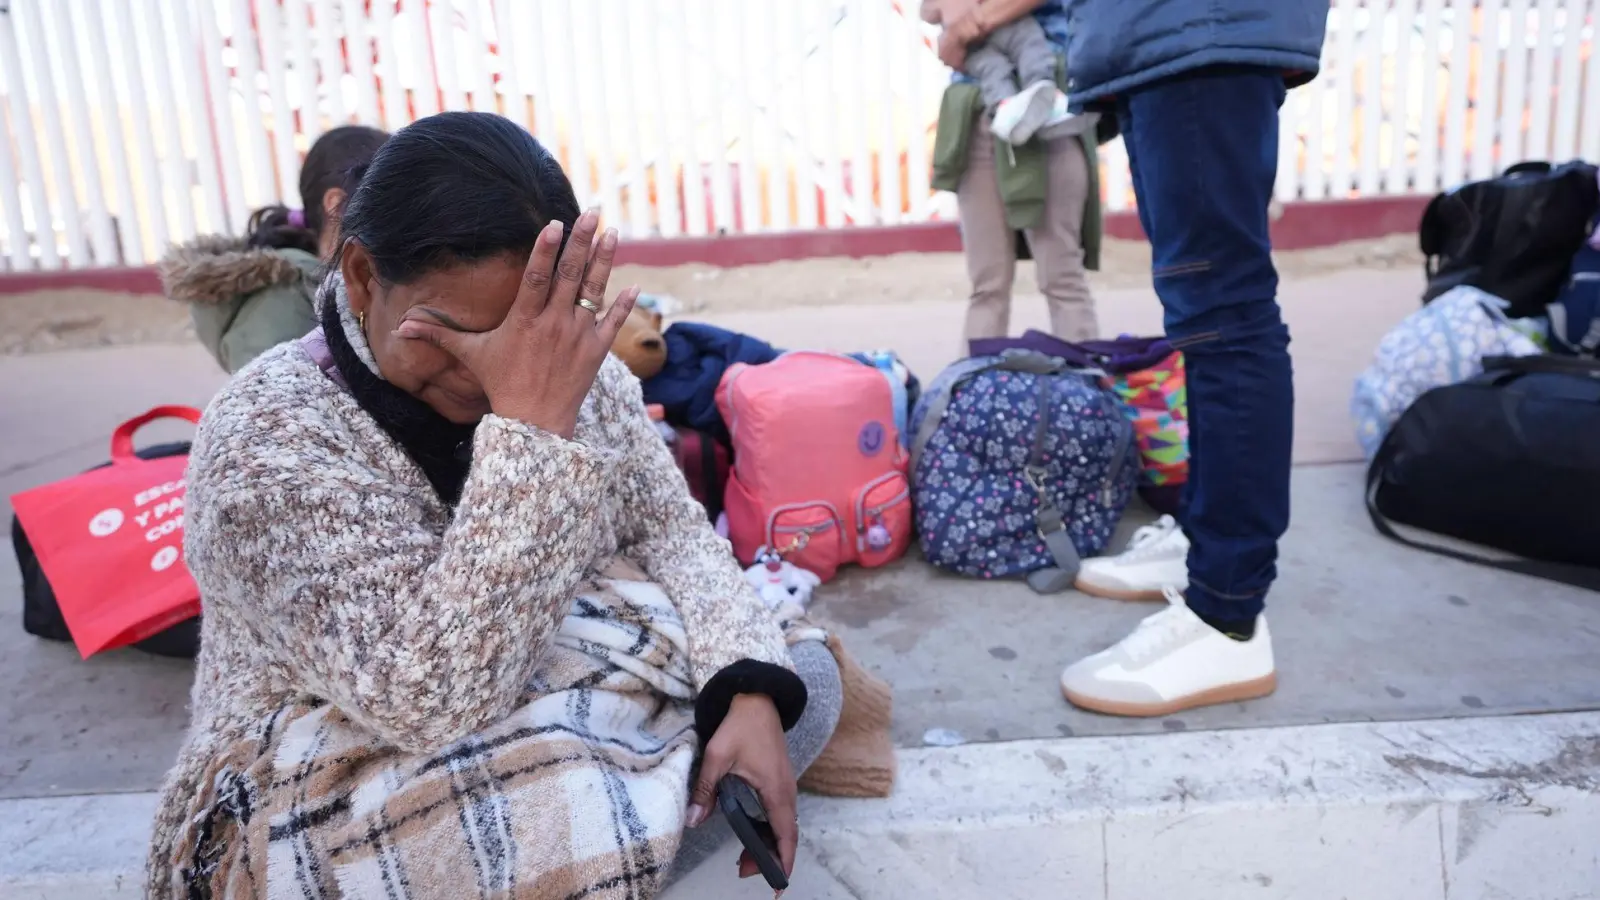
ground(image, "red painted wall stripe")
xmin=0 ymin=195 xmax=1426 ymax=296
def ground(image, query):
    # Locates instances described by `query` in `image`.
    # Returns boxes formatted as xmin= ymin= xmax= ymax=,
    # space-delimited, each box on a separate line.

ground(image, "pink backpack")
xmin=716 ymin=352 xmax=912 ymax=581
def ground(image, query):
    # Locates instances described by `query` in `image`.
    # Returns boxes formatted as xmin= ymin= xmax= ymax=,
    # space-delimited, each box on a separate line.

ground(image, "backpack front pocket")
xmin=766 ymin=501 xmax=845 ymax=582
xmin=853 ymin=472 xmax=912 ymax=568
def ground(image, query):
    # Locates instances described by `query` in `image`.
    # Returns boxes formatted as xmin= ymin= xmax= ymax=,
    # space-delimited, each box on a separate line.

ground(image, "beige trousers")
xmin=957 ymin=120 xmax=1100 ymax=343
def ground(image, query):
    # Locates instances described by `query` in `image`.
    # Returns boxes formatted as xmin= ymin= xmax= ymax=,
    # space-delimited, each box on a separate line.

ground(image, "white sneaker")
xmin=1060 ymin=587 xmax=1277 ymax=716
xmin=1074 ymin=515 xmax=1189 ymax=602
xmin=989 ymin=79 xmax=1057 ymax=145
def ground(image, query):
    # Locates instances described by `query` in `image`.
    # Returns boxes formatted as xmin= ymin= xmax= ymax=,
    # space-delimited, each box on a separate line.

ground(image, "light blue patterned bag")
xmin=909 ymin=350 xmax=1138 ymax=593
xmin=1352 ymin=286 xmax=1545 ymax=460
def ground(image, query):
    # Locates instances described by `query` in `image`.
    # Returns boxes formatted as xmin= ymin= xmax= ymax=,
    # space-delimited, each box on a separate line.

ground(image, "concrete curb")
xmin=4 ymin=712 xmax=1597 ymax=899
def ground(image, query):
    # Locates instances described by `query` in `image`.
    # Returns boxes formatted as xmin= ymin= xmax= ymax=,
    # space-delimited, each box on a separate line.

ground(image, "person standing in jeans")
xmin=1057 ymin=1 xmax=1330 ymax=716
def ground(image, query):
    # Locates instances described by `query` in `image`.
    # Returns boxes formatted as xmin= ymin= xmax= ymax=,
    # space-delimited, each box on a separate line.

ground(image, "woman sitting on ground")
xmin=147 ymin=111 xmax=863 ymax=899
xmin=158 ymin=124 xmax=388 ymax=373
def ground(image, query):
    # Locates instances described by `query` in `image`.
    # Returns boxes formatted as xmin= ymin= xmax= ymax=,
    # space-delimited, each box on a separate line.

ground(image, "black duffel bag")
xmin=12 ymin=440 xmax=203 ymax=658
xmin=1366 ymin=354 xmax=1600 ymax=590
xmin=1419 ymin=160 xmax=1600 ymax=317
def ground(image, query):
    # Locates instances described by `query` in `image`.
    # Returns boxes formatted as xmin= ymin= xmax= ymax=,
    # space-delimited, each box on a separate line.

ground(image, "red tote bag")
xmin=10 ymin=406 xmax=203 ymax=657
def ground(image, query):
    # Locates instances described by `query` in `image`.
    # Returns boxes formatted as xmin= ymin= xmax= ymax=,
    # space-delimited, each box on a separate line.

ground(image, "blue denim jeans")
xmin=1115 ymin=66 xmax=1294 ymax=621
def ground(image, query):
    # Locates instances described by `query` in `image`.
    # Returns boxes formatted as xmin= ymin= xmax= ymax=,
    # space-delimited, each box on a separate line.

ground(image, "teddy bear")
xmin=610 ymin=304 xmax=668 ymax=381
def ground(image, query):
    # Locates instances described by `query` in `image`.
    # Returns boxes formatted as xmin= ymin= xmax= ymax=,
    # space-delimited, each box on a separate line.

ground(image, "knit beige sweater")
xmin=146 ymin=344 xmax=791 ymax=896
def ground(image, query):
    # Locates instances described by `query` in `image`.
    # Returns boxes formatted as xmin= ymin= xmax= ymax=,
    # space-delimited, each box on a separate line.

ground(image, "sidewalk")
xmin=5 ymin=713 xmax=1597 ymax=898
xmin=3 ymin=267 xmax=1597 ymax=897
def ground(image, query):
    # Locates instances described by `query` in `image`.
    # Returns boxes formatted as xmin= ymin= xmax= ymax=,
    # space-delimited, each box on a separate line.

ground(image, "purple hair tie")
xmin=287 ymin=209 xmax=306 ymax=228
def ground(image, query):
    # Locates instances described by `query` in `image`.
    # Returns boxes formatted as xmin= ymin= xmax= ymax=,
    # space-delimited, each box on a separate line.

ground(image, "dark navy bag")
xmin=1366 ymin=354 xmax=1600 ymax=590
xmin=910 ymin=349 xmax=1138 ymax=593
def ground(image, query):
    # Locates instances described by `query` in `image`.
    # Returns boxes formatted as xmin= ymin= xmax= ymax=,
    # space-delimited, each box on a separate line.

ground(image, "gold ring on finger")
xmin=576 ymin=297 xmax=601 ymax=314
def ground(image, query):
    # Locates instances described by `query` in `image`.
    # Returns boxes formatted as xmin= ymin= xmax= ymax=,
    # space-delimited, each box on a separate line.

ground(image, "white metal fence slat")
xmin=136 ymin=1 xmax=199 ymax=244
xmin=429 ymin=1 xmax=465 ymax=112
xmin=41 ymin=0 xmax=116 ymax=262
xmin=1356 ymin=0 xmax=1386 ymax=196
xmin=1328 ymin=0 xmax=1360 ymax=198
xmin=1276 ymin=72 xmax=1303 ymax=202
xmin=1522 ymin=0 xmax=1556 ymax=162
xmin=1550 ymin=0 xmax=1589 ymax=159
xmin=728 ymin=0 xmax=762 ymax=232
xmin=539 ymin=0 xmax=587 ymax=205
xmin=221 ymin=0 xmax=283 ymax=209
xmin=903 ymin=13 xmax=933 ymax=221
xmin=1383 ymin=0 xmax=1417 ymax=194
xmin=635 ymin=0 xmax=679 ymax=237
xmin=373 ymin=1 xmax=410 ymax=128
xmin=608 ymin=0 xmax=653 ymax=236
xmin=847 ymin=0 xmax=873 ymax=224
xmin=871 ymin=1 xmax=900 ymax=225
xmin=107 ymin=0 xmax=170 ymax=256
xmin=164 ymin=0 xmax=232 ymax=237
xmin=817 ymin=3 xmax=844 ymax=228
xmin=459 ymin=0 xmax=496 ymax=114
xmin=283 ymin=0 xmax=325 ymax=140
xmin=1470 ymin=0 xmax=1503 ymax=179
xmin=197 ymin=0 xmax=257 ymax=227
xmin=256 ymin=0 xmax=304 ymax=204
xmin=14 ymin=1 xmax=90 ymax=264
xmin=665 ymin=1 xmax=705 ymax=236
xmin=0 ymin=39 xmax=35 ymax=269
xmin=572 ymin=0 xmax=623 ymax=226
xmin=311 ymin=0 xmax=350 ymax=123
xmin=1302 ymin=28 xmax=1330 ymax=201
xmin=77 ymin=0 xmax=146 ymax=263
xmin=342 ymin=0 xmax=384 ymax=127
xmin=1441 ymin=1 xmax=1473 ymax=188
xmin=1499 ymin=0 xmax=1531 ymax=167
xmin=1414 ymin=0 xmax=1445 ymax=193
xmin=1581 ymin=0 xmax=1600 ymax=162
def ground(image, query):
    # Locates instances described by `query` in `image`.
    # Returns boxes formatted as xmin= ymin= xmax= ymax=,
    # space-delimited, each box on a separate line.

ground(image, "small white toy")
xmin=743 ymin=546 xmax=822 ymax=610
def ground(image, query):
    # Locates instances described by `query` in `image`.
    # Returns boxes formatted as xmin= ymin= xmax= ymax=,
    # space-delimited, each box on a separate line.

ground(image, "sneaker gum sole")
xmin=1061 ymin=671 xmax=1278 ymax=718
xmin=1071 ymin=578 xmax=1170 ymax=603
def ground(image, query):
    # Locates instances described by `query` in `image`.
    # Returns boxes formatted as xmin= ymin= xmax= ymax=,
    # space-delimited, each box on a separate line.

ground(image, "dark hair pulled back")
xmin=245 ymin=124 xmax=389 ymax=253
xmin=337 ymin=111 xmax=581 ymax=285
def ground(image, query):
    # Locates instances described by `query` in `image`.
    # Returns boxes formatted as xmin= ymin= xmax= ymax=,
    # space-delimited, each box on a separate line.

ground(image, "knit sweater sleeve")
xmin=186 ymin=390 xmax=610 ymax=755
xmin=595 ymin=356 xmax=793 ymax=691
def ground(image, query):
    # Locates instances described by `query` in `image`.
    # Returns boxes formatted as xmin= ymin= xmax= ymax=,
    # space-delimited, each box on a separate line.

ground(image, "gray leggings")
xmin=665 ymin=640 xmax=844 ymax=883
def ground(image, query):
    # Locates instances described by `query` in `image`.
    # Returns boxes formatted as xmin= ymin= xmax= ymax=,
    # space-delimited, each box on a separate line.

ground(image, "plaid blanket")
xmin=182 ymin=559 xmax=705 ymax=900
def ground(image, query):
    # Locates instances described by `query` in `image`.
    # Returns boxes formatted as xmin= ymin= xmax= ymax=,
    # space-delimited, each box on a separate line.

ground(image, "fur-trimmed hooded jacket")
xmin=157 ymin=236 xmax=321 ymax=373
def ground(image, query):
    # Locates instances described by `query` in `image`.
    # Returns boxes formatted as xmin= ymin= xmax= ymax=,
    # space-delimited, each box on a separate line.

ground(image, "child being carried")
xmin=927 ymin=1 xmax=1079 ymax=145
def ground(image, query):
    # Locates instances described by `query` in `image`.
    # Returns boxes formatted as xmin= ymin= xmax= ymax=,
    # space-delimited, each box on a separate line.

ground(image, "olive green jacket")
xmin=931 ymin=81 xmax=1103 ymax=271
xmin=157 ymin=237 xmax=321 ymax=374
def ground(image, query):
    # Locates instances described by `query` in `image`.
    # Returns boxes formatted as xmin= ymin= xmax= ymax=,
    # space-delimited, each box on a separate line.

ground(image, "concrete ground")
xmin=2 ymin=264 xmax=1597 ymax=898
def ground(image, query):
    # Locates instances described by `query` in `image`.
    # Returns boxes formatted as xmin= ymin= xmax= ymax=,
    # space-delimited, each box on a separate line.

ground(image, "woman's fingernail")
xmin=602 ymin=228 xmax=618 ymax=250
xmin=686 ymin=804 xmax=705 ymax=827
xmin=541 ymin=220 xmax=564 ymax=242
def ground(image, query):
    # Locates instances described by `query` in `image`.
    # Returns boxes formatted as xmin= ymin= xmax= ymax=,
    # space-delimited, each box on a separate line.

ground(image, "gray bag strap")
xmin=1021 ymin=376 xmax=1082 ymax=594
xmin=909 ymin=350 xmax=1073 ymax=471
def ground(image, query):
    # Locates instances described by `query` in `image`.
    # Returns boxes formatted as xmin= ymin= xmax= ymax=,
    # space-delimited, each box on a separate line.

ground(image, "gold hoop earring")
xmin=358 ymin=310 xmax=366 ymax=334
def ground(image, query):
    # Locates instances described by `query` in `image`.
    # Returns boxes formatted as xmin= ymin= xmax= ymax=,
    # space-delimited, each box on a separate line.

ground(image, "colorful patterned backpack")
xmin=1351 ymin=286 xmax=1545 ymax=460
xmin=1105 ymin=351 xmax=1188 ymax=514
xmin=910 ymin=349 xmax=1138 ymax=593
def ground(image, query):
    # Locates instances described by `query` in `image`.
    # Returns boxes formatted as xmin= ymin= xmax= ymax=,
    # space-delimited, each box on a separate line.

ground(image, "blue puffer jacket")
xmin=1063 ymin=0 xmax=1329 ymax=107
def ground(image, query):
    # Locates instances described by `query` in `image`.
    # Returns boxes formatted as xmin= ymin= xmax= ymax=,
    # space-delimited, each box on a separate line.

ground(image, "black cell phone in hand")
xmin=717 ymin=774 xmax=789 ymax=891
